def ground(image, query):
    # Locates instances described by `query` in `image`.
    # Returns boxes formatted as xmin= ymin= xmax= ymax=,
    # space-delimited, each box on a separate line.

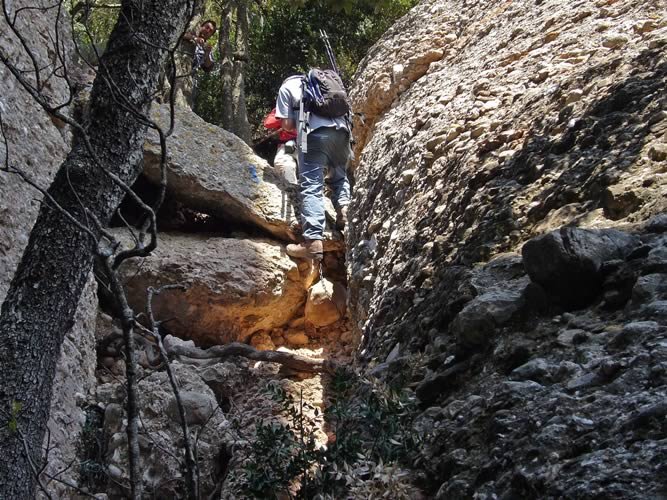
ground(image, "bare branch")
xmin=147 ymin=284 xmax=199 ymax=500
xmin=0 ymin=103 xmax=9 ymax=170
xmin=2 ymin=0 xmax=44 ymax=91
xmin=101 ymin=254 xmax=143 ymax=499
xmin=5 ymin=165 xmax=98 ymax=243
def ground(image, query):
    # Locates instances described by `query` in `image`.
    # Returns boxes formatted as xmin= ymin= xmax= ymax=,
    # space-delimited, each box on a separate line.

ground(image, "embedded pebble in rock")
xmin=166 ymin=391 xmax=217 ymax=426
xmin=250 ymin=331 xmax=277 ymax=351
xmin=284 ymin=330 xmax=310 ymax=347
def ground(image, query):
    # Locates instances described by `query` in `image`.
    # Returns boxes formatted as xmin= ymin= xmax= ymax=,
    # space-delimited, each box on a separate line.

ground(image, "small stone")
xmin=633 ymin=20 xmax=658 ymax=34
xmin=250 ymin=331 xmax=276 ymax=351
xmin=446 ymin=126 xmax=463 ymax=142
xmin=602 ymin=34 xmax=629 ymax=49
xmin=510 ymin=358 xmax=552 ymax=383
xmin=565 ymin=89 xmax=584 ymax=104
xmin=391 ymin=64 xmax=404 ymax=82
xmin=648 ymin=144 xmax=667 ymax=162
xmin=104 ymin=403 xmax=124 ymax=434
xmin=289 ymin=316 xmax=305 ymax=328
xmin=426 ymin=134 xmax=448 ymax=151
xmin=502 ymin=380 xmax=544 ymax=394
xmin=649 ymin=38 xmax=667 ymax=50
xmin=498 ymin=129 xmax=522 ymax=143
xmin=531 ymin=69 xmax=550 ymax=83
xmin=399 ymin=169 xmax=416 ymax=186
xmin=166 ymin=391 xmax=216 ymax=426
xmin=471 ymin=123 xmax=489 ymax=138
xmin=306 ymin=279 xmax=346 ymax=327
xmin=498 ymin=150 xmax=516 ymax=160
xmin=285 ymin=330 xmax=310 ymax=346
xmin=107 ymin=464 xmax=124 ymax=480
xmin=483 ymin=100 xmax=500 ymax=111
xmin=566 ymin=372 xmax=599 ymax=391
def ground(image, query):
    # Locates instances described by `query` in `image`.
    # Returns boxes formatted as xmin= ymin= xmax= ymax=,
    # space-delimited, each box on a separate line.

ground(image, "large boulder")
xmin=144 ymin=105 xmax=298 ymax=241
xmin=119 ymin=231 xmax=306 ymax=344
xmin=522 ymin=227 xmax=640 ymax=309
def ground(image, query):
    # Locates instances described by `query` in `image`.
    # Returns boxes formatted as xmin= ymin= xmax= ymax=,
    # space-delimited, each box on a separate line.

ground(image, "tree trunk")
xmin=0 ymin=1 xmax=191 ymax=498
xmin=218 ymin=0 xmax=251 ymax=144
xmin=231 ymin=0 xmax=252 ymax=144
xmin=218 ymin=1 xmax=235 ymax=131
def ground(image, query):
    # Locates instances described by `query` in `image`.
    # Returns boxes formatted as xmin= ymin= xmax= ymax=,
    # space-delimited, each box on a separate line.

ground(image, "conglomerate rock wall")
xmin=0 ymin=3 xmax=99 ymax=495
xmin=348 ymin=0 xmax=666 ymax=497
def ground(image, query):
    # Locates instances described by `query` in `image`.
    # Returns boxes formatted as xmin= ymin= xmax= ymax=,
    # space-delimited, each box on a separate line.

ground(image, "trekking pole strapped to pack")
xmin=296 ymin=31 xmax=352 ymax=156
xmin=319 ymin=29 xmax=339 ymax=75
xmin=298 ymin=80 xmax=309 ymax=154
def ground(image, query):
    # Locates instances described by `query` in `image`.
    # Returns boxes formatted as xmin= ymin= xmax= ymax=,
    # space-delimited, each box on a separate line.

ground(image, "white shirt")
xmin=275 ymin=75 xmax=348 ymax=132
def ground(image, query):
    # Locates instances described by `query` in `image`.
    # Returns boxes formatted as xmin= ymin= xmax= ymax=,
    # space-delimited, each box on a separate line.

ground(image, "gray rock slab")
xmin=144 ymin=105 xmax=298 ymax=241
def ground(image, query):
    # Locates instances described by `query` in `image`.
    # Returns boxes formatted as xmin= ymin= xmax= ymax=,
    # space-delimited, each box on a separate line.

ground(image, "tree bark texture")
xmin=217 ymin=0 xmax=251 ymax=143
xmin=0 ymin=1 xmax=191 ymax=498
xmin=218 ymin=1 xmax=235 ymax=132
xmin=231 ymin=0 xmax=252 ymax=144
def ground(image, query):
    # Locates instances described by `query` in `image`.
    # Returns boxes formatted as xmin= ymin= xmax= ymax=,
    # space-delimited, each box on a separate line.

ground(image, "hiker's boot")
xmin=286 ymin=239 xmax=323 ymax=261
xmin=336 ymin=205 xmax=349 ymax=230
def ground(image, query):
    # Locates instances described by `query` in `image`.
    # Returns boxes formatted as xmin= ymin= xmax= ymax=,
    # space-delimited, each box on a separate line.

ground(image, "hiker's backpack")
xmin=302 ymin=68 xmax=350 ymax=119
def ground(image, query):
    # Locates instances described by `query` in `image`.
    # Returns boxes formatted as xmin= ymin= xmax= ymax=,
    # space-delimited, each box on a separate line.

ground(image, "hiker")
xmin=263 ymin=107 xmax=298 ymax=185
xmin=160 ymin=19 xmax=217 ymax=108
xmin=275 ymin=71 xmax=351 ymax=261
xmin=182 ymin=20 xmax=217 ymax=73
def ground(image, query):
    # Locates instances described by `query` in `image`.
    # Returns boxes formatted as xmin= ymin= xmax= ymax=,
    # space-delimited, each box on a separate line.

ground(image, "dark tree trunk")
xmin=0 ymin=1 xmax=191 ymax=498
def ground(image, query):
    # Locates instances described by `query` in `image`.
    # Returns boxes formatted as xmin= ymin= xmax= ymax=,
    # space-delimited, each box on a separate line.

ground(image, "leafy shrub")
xmin=241 ymin=368 xmax=424 ymax=498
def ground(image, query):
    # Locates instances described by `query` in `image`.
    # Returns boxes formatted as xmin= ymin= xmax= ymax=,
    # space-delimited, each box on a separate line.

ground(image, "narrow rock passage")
xmin=218 ymin=327 xmax=354 ymax=498
xmin=88 ymin=96 xmax=360 ymax=498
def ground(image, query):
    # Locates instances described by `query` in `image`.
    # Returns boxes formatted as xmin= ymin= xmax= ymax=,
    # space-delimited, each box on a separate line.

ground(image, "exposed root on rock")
xmin=166 ymin=341 xmax=336 ymax=374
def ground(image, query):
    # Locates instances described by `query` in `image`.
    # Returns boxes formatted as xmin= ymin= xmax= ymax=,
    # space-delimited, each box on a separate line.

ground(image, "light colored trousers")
xmin=297 ymin=127 xmax=351 ymax=240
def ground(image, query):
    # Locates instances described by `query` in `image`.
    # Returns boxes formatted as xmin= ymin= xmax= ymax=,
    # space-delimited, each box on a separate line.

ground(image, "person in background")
xmin=161 ymin=19 xmax=217 ymax=108
xmin=263 ymin=107 xmax=298 ymax=185
xmin=182 ymin=20 xmax=217 ymax=73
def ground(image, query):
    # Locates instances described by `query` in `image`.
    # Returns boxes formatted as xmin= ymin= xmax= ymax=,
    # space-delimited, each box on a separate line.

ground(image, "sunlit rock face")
xmin=119 ymin=231 xmax=307 ymax=344
xmin=348 ymin=0 xmax=666 ymax=496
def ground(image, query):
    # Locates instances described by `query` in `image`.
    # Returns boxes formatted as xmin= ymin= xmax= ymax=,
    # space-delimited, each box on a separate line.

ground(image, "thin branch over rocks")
xmin=147 ymin=284 xmax=200 ymax=500
xmin=167 ymin=341 xmax=335 ymax=374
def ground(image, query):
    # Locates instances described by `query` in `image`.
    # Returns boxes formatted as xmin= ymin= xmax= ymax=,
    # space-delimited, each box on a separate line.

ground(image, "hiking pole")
xmin=319 ymin=29 xmax=339 ymax=76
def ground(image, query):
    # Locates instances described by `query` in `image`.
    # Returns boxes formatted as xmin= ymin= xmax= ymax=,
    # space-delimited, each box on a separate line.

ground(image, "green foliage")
xmin=78 ymin=405 xmax=107 ymax=492
xmin=241 ymin=369 xmax=423 ymax=498
xmin=7 ymin=401 xmax=22 ymax=433
xmin=242 ymin=383 xmax=321 ymax=498
xmin=196 ymin=0 xmax=417 ymax=135
xmin=67 ymin=1 xmax=119 ymax=63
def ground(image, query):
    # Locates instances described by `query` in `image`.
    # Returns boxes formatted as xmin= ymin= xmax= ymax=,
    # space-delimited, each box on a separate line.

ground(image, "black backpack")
xmin=302 ymin=68 xmax=350 ymax=119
